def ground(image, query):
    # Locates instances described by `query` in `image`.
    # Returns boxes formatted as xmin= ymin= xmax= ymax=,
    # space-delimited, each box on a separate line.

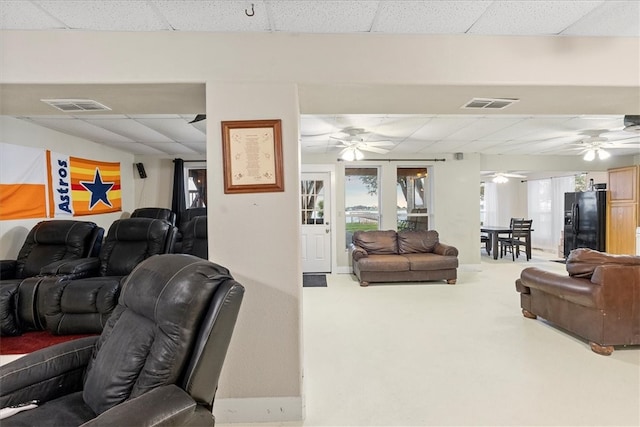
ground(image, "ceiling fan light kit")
xmin=340 ymin=147 xmax=365 ymax=161
xmin=583 ymin=149 xmax=596 ymax=161
xmin=484 ymin=171 xmax=526 ymax=184
xmin=583 ymin=148 xmax=611 ymax=161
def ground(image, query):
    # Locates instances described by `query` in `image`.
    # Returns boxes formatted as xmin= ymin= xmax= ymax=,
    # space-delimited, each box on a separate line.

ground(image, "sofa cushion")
xmin=352 ymin=230 xmax=398 ymax=255
xmin=403 ymin=253 xmax=458 ymax=271
xmin=566 ymin=248 xmax=640 ymax=279
xmin=355 ymin=254 xmax=410 ymax=272
xmin=398 ymin=230 xmax=439 ymax=254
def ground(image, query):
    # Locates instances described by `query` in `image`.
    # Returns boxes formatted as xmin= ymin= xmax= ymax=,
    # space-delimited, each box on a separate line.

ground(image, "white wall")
xmin=0 ymin=117 xmax=135 ymax=258
xmin=131 ymin=157 xmax=174 ymax=209
xmin=206 ymin=82 xmax=303 ymax=422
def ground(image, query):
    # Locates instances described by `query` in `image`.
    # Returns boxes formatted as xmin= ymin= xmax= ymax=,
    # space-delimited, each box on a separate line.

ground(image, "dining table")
xmin=481 ymin=225 xmax=532 ymax=260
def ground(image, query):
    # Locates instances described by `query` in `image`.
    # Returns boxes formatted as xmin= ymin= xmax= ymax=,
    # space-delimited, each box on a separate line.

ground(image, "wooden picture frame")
xmin=221 ymin=119 xmax=284 ymax=194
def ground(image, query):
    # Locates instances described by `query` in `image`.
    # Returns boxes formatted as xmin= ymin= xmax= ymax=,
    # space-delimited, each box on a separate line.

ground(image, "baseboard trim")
xmin=213 ymin=396 xmax=304 ymax=424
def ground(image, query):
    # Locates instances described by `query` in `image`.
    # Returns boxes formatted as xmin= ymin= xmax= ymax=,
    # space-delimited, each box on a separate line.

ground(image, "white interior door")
xmin=301 ymin=172 xmax=331 ymax=273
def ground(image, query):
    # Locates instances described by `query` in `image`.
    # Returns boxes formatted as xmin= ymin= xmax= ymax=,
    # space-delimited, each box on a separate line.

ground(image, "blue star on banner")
xmin=81 ymin=169 xmax=114 ymax=210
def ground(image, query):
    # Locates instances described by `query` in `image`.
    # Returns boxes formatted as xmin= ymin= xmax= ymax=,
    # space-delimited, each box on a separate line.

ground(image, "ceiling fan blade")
xmin=605 ymin=143 xmax=640 ymax=148
xmin=359 ymin=146 xmax=390 ymax=154
xmin=503 ymin=173 xmax=526 ymax=178
xmin=363 ymin=140 xmax=394 ymax=146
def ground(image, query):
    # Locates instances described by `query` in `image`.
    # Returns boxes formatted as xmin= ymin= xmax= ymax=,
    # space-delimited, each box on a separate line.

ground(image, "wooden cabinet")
xmin=606 ymin=165 xmax=639 ymax=255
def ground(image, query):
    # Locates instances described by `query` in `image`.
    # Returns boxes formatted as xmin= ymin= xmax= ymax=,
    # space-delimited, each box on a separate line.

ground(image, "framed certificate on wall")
xmin=221 ymin=119 xmax=284 ymax=194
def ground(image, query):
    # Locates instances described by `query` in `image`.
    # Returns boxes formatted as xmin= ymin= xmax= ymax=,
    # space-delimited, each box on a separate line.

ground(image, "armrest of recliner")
xmin=349 ymin=244 xmax=368 ymax=261
xmin=0 ymin=336 xmax=98 ymax=408
xmin=433 ymin=242 xmax=458 ymax=257
xmin=82 ymin=385 xmax=211 ymax=427
xmin=39 ymin=257 xmax=101 ymax=279
xmin=0 ymin=260 xmax=17 ymax=279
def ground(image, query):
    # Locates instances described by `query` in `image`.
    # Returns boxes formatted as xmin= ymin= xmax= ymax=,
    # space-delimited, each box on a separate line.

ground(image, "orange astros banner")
xmin=0 ymin=143 xmax=48 ymax=220
xmin=48 ymin=152 xmax=121 ymax=217
xmin=0 ymin=143 xmax=121 ymax=220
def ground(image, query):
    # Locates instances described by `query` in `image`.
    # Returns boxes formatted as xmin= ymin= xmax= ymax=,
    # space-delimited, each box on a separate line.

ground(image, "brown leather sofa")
xmin=350 ymin=230 xmax=458 ymax=287
xmin=516 ymin=248 xmax=640 ymax=355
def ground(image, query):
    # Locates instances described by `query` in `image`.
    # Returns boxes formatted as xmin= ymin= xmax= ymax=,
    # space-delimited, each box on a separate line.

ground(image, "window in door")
xmin=301 ymin=179 xmax=325 ymax=224
xmin=185 ymin=164 xmax=207 ymax=208
xmin=397 ymin=167 xmax=429 ymax=230
xmin=345 ymin=167 xmax=379 ymax=247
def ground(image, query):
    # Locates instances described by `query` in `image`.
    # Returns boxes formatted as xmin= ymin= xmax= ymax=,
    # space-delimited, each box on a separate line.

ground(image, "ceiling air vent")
xmin=41 ymin=99 xmax=112 ymax=112
xmin=461 ymin=98 xmax=519 ymax=110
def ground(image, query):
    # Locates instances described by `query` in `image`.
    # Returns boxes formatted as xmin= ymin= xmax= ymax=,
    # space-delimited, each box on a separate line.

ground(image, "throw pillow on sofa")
xmin=398 ymin=230 xmax=439 ymax=254
xmin=352 ymin=230 xmax=398 ymax=254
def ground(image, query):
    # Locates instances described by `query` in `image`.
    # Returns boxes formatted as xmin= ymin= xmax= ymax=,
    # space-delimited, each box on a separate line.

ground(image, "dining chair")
xmin=500 ymin=219 xmax=533 ymax=261
xmin=498 ymin=217 xmax=523 ymax=258
xmin=480 ymin=234 xmax=491 ymax=254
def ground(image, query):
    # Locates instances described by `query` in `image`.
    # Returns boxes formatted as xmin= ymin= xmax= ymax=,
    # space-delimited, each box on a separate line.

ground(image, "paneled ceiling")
xmin=1 ymin=1 xmax=639 ymax=158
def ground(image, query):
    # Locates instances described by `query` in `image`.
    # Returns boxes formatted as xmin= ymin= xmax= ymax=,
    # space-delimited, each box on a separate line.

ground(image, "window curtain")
xmin=527 ymin=176 xmax=574 ymax=252
xmin=483 ymin=182 xmax=498 ymax=226
xmin=172 ymin=158 xmax=186 ymax=226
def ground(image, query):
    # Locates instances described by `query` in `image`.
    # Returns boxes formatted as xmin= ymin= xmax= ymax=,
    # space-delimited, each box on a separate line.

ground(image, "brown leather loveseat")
xmin=516 ymin=248 xmax=640 ymax=355
xmin=350 ymin=230 xmax=458 ymax=287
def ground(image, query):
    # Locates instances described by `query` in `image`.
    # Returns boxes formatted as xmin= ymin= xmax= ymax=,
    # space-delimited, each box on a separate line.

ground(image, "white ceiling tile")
xmin=468 ymin=1 xmax=603 ymax=35
xmin=181 ymin=142 xmax=207 ymax=155
xmin=367 ymin=116 xmax=432 ymax=138
xmin=71 ymin=114 xmax=129 ymax=119
xmin=0 ymin=0 xmax=65 ymax=29
xmin=133 ymin=117 xmax=206 ymax=143
xmin=129 ymin=114 xmax=183 ymax=119
xmin=269 ymin=0 xmax=379 ymax=33
xmin=152 ymin=0 xmax=270 ymax=31
xmin=481 ymin=117 xmax=576 ymax=141
xmin=141 ymin=142 xmax=198 ymax=155
xmin=442 ymin=116 xmax=525 ymax=141
xmin=27 ymin=118 xmax=134 ymax=144
xmin=391 ymin=138 xmax=434 ymax=153
xmin=454 ymin=139 xmax=511 ymax=153
xmin=333 ymin=114 xmax=388 ymax=131
xmin=101 ymin=141 xmax=166 ymax=155
xmin=300 ymin=116 xmax=339 ymax=136
xmin=34 ymin=0 xmax=169 ymax=31
xmin=410 ymin=116 xmax=478 ymax=139
xmin=85 ymin=118 xmax=174 ymax=143
xmin=563 ymin=1 xmax=640 ymax=37
xmin=373 ymin=1 xmax=492 ymax=34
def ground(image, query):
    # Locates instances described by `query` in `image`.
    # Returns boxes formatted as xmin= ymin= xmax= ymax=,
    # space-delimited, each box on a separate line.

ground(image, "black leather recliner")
xmin=38 ymin=217 xmax=178 ymax=335
xmin=181 ymin=215 xmax=208 ymax=259
xmin=174 ymin=207 xmax=207 ymax=253
xmin=0 ymin=220 xmax=104 ymax=336
xmin=0 ymin=254 xmax=245 ymax=426
xmin=130 ymin=207 xmax=176 ymax=225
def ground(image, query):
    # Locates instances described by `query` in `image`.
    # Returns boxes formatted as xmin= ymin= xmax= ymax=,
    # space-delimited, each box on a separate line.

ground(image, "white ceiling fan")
xmin=482 ymin=172 xmax=527 ymax=184
xmin=330 ymin=127 xmax=394 ymax=161
xmin=565 ymin=129 xmax=640 ymax=161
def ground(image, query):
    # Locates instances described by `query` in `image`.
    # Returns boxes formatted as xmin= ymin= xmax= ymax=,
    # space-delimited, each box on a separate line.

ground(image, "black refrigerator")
xmin=563 ymin=191 xmax=607 ymax=258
